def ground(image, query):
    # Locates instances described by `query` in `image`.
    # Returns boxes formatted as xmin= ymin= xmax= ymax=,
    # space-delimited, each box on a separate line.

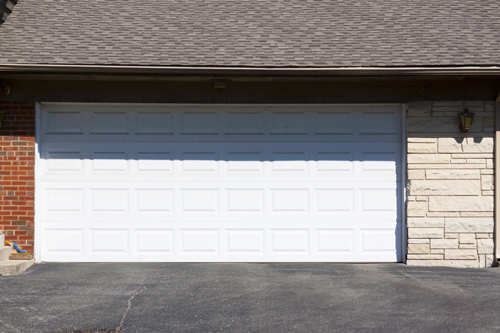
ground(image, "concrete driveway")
xmin=0 ymin=263 xmax=499 ymax=333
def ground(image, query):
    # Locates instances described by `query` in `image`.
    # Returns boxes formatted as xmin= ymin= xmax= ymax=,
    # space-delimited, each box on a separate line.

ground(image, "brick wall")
xmin=406 ymin=101 xmax=495 ymax=268
xmin=0 ymin=102 xmax=35 ymax=251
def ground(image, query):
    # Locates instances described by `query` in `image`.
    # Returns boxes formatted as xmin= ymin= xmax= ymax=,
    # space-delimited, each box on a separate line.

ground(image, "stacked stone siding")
xmin=406 ymin=101 xmax=495 ymax=268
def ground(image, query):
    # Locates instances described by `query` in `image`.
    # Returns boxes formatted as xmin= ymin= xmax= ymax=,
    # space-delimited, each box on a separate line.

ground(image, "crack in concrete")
xmin=115 ymin=284 xmax=146 ymax=333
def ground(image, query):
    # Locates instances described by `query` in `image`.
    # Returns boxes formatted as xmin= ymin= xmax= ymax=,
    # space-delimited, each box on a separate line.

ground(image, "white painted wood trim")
xmin=401 ymin=104 xmax=407 ymax=263
xmin=495 ymin=94 xmax=500 ymax=263
xmin=34 ymin=102 xmax=42 ymax=263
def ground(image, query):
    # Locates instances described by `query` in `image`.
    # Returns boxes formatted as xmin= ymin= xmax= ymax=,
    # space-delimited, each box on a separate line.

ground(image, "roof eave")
xmin=1 ymin=64 xmax=500 ymax=76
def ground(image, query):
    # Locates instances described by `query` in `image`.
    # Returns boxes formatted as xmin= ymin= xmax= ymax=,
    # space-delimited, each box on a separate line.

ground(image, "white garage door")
xmin=38 ymin=103 xmax=402 ymax=262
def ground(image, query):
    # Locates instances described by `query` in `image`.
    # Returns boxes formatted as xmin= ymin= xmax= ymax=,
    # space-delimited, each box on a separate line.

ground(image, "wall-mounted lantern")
xmin=458 ymin=107 xmax=475 ymax=133
xmin=0 ymin=110 xmax=6 ymax=128
xmin=0 ymin=79 xmax=10 ymax=96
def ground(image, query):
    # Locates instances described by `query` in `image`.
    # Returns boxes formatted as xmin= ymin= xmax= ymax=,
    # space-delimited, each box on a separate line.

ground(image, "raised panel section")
xmin=271 ymin=189 xmax=309 ymax=213
xmin=361 ymin=189 xmax=397 ymax=213
xmin=91 ymin=189 xmax=129 ymax=213
xmin=136 ymin=112 xmax=173 ymax=134
xmin=135 ymin=229 xmax=174 ymax=253
xmin=180 ymin=229 xmax=219 ymax=253
xmin=181 ymin=189 xmax=219 ymax=213
xmin=359 ymin=111 xmax=399 ymax=135
xmin=91 ymin=112 xmax=128 ymax=134
xmin=226 ymin=189 xmax=264 ymax=213
xmin=92 ymin=151 xmax=128 ymax=172
xmin=226 ymin=112 xmax=264 ymax=134
xmin=226 ymin=151 xmax=264 ymax=173
xmin=316 ymin=151 xmax=353 ymax=173
xmin=45 ymin=150 xmax=84 ymax=173
xmin=315 ymin=112 xmax=354 ymax=134
xmin=361 ymin=151 xmax=397 ymax=173
xmin=181 ymin=112 xmax=218 ymax=134
xmin=271 ymin=151 xmax=308 ymax=173
xmin=136 ymin=189 xmax=174 ymax=213
xmin=316 ymin=189 xmax=354 ymax=214
xmin=46 ymin=112 xmax=83 ymax=134
xmin=361 ymin=229 xmax=396 ymax=252
xmin=315 ymin=230 xmax=354 ymax=253
xmin=226 ymin=229 xmax=264 ymax=253
xmin=271 ymin=230 xmax=309 ymax=253
xmin=91 ymin=229 xmax=129 ymax=253
xmin=45 ymin=189 xmax=84 ymax=213
xmin=136 ymin=151 xmax=173 ymax=173
xmin=181 ymin=151 xmax=218 ymax=173
xmin=46 ymin=229 xmax=84 ymax=253
xmin=270 ymin=111 xmax=308 ymax=134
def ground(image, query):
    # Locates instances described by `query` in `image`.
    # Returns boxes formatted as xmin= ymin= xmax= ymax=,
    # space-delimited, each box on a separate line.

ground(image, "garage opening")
xmin=37 ymin=104 xmax=403 ymax=262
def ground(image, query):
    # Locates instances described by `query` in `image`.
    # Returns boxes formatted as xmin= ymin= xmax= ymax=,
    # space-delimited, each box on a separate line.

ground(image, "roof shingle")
xmin=1 ymin=0 xmax=500 ymax=68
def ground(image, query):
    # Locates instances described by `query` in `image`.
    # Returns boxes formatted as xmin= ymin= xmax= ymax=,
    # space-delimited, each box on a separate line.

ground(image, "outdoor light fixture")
xmin=211 ymin=79 xmax=229 ymax=89
xmin=0 ymin=79 xmax=10 ymax=96
xmin=0 ymin=111 xmax=6 ymax=128
xmin=458 ymin=107 xmax=475 ymax=133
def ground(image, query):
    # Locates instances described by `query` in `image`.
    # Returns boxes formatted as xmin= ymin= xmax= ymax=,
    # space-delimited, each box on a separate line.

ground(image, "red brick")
xmin=0 ymin=103 xmax=35 ymax=248
xmin=3 ymin=226 xmax=18 ymax=230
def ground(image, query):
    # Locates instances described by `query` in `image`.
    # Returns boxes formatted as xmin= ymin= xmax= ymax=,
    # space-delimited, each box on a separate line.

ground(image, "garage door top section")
xmin=41 ymin=104 xmax=401 ymax=142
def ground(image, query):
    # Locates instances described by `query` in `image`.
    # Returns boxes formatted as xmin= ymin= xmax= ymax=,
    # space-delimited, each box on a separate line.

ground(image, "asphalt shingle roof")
xmin=1 ymin=0 xmax=500 ymax=68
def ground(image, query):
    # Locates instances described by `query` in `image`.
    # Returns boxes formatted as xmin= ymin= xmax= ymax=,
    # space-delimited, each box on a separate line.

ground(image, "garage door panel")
xmin=225 ymin=189 xmax=265 ymax=214
xmin=314 ymin=111 xmax=354 ymax=135
xmin=135 ymin=111 xmax=174 ymax=135
xmin=42 ymin=188 xmax=84 ymax=214
xmin=91 ymin=150 xmax=129 ymax=173
xmin=43 ymin=228 xmax=85 ymax=254
xmin=135 ymin=151 xmax=174 ymax=173
xmin=134 ymin=229 xmax=175 ymax=254
xmin=40 ymin=104 xmax=402 ymax=262
xmin=40 ymin=183 xmax=399 ymax=223
xmin=135 ymin=189 xmax=174 ymax=213
xmin=43 ymin=149 xmax=85 ymax=174
xmin=43 ymin=108 xmax=85 ymax=135
xmin=179 ymin=229 xmax=219 ymax=254
xmin=41 ymin=104 xmax=402 ymax=142
xmin=90 ymin=229 xmax=129 ymax=253
xmin=359 ymin=111 xmax=401 ymax=135
xmin=180 ymin=189 xmax=219 ymax=214
xmin=315 ymin=189 xmax=355 ymax=214
xmin=40 ymin=223 xmax=399 ymax=262
xmin=224 ymin=229 xmax=265 ymax=254
xmin=314 ymin=229 xmax=355 ymax=254
xmin=224 ymin=111 xmax=265 ymax=135
xmin=91 ymin=111 xmax=129 ymax=135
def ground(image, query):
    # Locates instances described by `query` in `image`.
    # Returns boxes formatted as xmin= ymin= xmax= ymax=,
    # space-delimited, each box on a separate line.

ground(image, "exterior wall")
xmin=406 ymin=101 xmax=495 ymax=268
xmin=0 ymin=102 xmax=35 ymax=251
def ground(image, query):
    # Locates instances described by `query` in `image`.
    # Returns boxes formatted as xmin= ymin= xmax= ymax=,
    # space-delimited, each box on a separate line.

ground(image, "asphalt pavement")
xmin=0 ymin=263 xmax=499 ymax=333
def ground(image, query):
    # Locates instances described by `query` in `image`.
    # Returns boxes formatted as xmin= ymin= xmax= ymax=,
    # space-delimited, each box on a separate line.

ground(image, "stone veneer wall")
xmin=406 ymin=101 xmax=495 ymax=268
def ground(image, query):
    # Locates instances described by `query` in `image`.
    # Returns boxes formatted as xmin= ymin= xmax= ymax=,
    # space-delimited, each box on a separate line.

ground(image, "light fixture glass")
xmin=458 ymin=107 xmax=475 ymax=133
